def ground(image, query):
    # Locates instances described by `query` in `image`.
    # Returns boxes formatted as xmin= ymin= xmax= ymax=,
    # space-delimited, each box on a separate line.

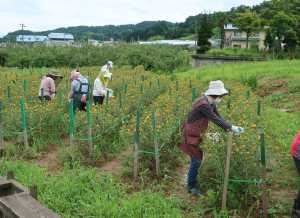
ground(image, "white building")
xmin=16 ymin=35 xmax=48 ymax=43
xmin=47 ymin=33 xmax=74 ymax=45
xmin=138 ymin=39 xmax=197 ymax=48
xmin=224 ymin=24 xmax=266 ymax=50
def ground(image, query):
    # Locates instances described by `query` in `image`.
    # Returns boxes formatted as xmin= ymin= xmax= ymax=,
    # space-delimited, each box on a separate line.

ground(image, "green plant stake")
xmin=0 ymin=101 xmax=4 ymax=149
xmin=23 ymin=80 xmax=28 ymax=97
xmin=59 ymin=92 xmax=64 ymax=107
xmin=189 ymin=79 xmax=192 ymax=88
xmin=119 ymin=92 xmax=123 ymax=109
xmin=246 ymin=90 xmax=250 ymax=99
xmin=151 ymin=110 xmax=160 ymax=176
xmin=140 ymin=84 xmax=144 ymax=93
xmin=20 ymin=97 xmax=29 ymax=149
xmin=257 ymin=100 xmax=261 ymax=116
xmin=157 ymin=79 xmax=160 ymax=88
xmin=149 ymin=81 xmax=152 ymax=88
xmin=124 ymin=83 xmax=128 ymax=94
xmin=69 ymin=100 xmax=75 ymax=147
xmin=176 ymin=80 xmax=179 ymax=91
xmin=227 ymin=98 xmax=231 ymax=110
xmin=192 ymin=88 xmax=197 ymax=102
xmin=87 ymin=100 xmax=93 ymax=157
xmin=7 ymin=86 xmax=11 ymax=103
xmin=260 ymin=133 xmax=266 ymax=167
xmin=260 ymin=132 xmax=268 ymax=218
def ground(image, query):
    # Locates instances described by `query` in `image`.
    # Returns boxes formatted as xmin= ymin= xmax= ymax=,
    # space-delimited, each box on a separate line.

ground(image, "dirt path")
xmin=36 ymin=144 xmax=61 ymax=173
xmin=99 ymin=146 xmax=132 ymax=175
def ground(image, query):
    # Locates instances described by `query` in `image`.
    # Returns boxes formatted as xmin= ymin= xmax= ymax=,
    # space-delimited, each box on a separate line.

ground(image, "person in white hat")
xmin=100 ymin=61 xmax=113 ymax=81
xmin=92 ymin=71 xmax=111 ymax=105
xmin=179 ymin=80 xmax=244 ymax=196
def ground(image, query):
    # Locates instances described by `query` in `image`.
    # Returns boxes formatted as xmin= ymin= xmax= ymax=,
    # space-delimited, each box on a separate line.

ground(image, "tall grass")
xmin=0 ymin=160 xmax=182 ymax=218
xmin=178 ymin=60 xmax=300 ymax=82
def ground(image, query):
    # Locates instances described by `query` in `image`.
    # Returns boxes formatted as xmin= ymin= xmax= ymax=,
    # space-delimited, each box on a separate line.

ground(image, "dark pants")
xmin=187 ymin=157 xmax=202 ymax=189
xmin=39 ymin=96 xmax=51 ymax=101
xmin=73 ymin=95 xmax=86 ymax=113
xmin=93 ymin=96 xmax=105 ymax=105
xmin=294 ymin=157 xmax=300 ymax=208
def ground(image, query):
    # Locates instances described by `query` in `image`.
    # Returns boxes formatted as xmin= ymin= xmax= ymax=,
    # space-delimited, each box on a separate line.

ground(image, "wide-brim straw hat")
xmin=204 ymin=80 xmax=228 ymax=96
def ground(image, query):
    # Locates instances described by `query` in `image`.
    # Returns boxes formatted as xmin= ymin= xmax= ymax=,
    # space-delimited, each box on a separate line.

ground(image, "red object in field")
xmin=291 ymin=132 xmax=300 ymax=158
xmin=81 ymin=95 xmax=87 ymax=104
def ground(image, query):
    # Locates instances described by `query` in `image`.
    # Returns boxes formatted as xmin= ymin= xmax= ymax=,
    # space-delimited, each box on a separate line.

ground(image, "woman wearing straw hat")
xmin=180 ymin=80 xmax=244 ymax=196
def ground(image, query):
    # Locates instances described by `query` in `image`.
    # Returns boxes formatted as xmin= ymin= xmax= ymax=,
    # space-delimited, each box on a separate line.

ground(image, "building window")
xmin=234 ymin=32 xmax=242 ymax=37
xmin=233 ymin=44 xmax=242 ymax=48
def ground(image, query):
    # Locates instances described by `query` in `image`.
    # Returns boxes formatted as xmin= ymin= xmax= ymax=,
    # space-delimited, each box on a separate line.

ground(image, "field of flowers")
xmin=0 ymin=61 xmax=299 ymax=217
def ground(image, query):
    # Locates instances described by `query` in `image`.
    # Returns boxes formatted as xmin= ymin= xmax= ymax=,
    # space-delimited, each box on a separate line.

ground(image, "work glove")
xmin=231 ymin=125 xmax=244 ymax=135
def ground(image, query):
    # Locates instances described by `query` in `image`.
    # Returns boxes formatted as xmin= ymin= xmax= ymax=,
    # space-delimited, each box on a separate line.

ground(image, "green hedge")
xmin=0 ymin=44 xmax=190 ymax=73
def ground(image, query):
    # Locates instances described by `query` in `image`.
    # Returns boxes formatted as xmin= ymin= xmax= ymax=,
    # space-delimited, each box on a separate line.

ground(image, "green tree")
xmin=234 ymin=11 xmax=262 ymax=49
xmin=264 ymin=29 xmax=274 ymax=50
xmin=196 ymin=14 xmax=213 ymax=54
xmin=271 ymin=11 xmax=297 ymax=40
xmin=283 ymin=29 xmax=298 ymax=58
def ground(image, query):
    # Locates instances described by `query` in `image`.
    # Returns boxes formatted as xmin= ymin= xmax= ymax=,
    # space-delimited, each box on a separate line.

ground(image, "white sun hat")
xmin=204 ymin=80 xmax=228 ymax=96
xmin=107 ymin=61 xmax=113 ymax=68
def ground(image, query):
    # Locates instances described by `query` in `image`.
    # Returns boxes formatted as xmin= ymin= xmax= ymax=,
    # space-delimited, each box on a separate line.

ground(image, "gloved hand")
xmin=231 ymin=125 xmax=244 ymax=135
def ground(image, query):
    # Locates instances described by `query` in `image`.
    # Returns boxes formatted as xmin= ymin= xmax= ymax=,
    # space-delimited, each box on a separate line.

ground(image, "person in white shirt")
xmin=93 ymin=73 xmax=109 ymax=105
xmin=100 ymin=61 xmax=113 ymax=81
xmin=93 ymin=61 xmax=113 ymax=105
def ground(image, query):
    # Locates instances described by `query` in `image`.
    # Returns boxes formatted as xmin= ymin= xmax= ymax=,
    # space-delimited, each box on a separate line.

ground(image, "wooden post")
xmin=221 ymin=132 xmax=233 ymax=210
xmin=20 ymin=97 xmax=29 ymax=149
xmin=189 ymin=79 xmax=192 ymax=88
xmin=69 ymin=100 xmax=75 ymax=147
xmin=86 ymin=101 xmax=93 ymax=157
xmin=260 ymin=133 xmax=268 ymax=218
xmin=0 ymin=101 xmax=4 ymax=150
xmin=152 ymin=110 xmax=160 ymax=177
xmin=30 ymin=185 xmax=38 ymax=200
xmin=133 ymin=109 xmax=141 ymax=180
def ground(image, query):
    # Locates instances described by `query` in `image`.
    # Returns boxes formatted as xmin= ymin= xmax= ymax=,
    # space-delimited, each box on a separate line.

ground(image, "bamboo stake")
xmin=222 ymin=132 xmax=233 ymax=210
xmin=133 ymin=109 xmax=141 ymax=180
xmin=152 ymin=110 xmax=160 ymax=176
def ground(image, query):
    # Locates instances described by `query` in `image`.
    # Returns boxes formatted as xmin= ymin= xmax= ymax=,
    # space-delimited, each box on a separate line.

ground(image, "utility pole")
xmin=20 ymin=23 xmax=26 ymax=43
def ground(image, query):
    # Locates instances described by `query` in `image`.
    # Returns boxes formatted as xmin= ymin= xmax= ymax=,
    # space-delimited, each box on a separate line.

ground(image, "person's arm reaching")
xmin=199 ymin=105 xmax=232 ymax=130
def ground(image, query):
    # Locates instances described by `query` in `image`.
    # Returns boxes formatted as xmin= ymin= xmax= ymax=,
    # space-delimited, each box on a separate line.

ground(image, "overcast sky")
xmin=0 ymin=0 xmax=264 ymax=37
